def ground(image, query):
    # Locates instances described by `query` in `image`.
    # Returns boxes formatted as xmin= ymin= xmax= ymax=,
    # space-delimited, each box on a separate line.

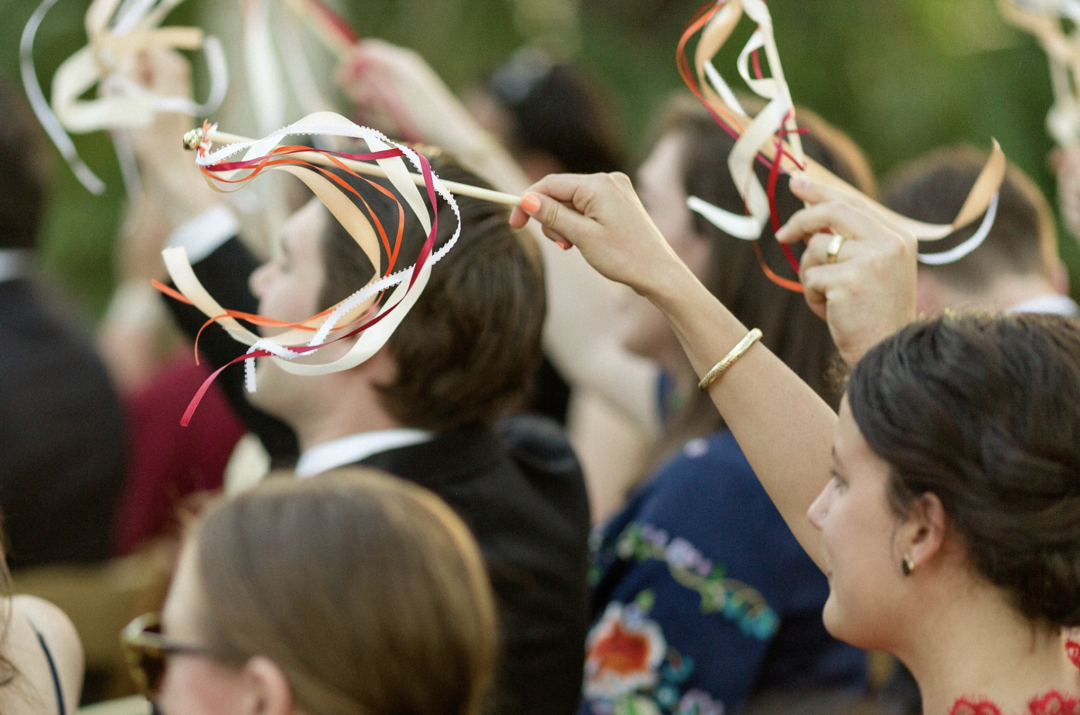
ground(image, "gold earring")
xmin=902 ymin=554 xmax=915 ymax=576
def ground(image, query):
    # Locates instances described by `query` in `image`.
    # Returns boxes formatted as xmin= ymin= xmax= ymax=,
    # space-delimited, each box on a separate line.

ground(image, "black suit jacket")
xmin=0 ymin=278 xmax=126 ymax=568
xmin=166 ymin=237 xmax=590 ymax=715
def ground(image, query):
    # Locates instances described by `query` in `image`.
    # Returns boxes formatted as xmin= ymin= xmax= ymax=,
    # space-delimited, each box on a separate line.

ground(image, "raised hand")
xmin=510 ymin=172 xmax=690 ymax=298
xmin=776 ymin=176 xmax=918 ymax=365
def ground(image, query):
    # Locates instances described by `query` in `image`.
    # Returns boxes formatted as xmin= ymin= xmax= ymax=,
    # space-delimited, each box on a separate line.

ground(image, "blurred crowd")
xmin=1 ymin=13 xmax=1079 ymax=715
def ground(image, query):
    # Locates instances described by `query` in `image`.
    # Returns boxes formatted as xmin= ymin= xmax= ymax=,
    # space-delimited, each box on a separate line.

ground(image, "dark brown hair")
xmin=316 ymin=157 xmax=545 ymax=431
xmin=0 ymin=77 xmax=48 ymax=251
xmin=848 ymin=312 xmax=1080 ymax=628
xmin=882 ymin=146 xmax=1057 ymax=293
xmin=486 ymin=50 xmax=624 ymax=174
xmin=656 ymin=97 xmax=876 ymax=448
xmin=193 ymin=468 xmax=498 ymax=715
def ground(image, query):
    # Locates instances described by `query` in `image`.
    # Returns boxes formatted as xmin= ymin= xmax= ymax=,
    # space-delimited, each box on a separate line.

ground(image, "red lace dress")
xmin=949 ymin=692 xmax=1079 ymax=715
xmin=948 ymin=642 xmax=1080 ymax=715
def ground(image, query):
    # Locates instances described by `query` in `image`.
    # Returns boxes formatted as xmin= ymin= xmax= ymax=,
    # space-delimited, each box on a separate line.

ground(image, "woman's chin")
xmin=820 ymin=591 xmax=849 ymax=642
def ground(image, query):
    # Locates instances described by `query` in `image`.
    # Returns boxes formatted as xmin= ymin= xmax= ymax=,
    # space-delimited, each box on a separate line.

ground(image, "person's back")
xmin=0 ymin=514 xmax=84 ymax=715
xmin=0 ymin=77 xmax=126 ymax=568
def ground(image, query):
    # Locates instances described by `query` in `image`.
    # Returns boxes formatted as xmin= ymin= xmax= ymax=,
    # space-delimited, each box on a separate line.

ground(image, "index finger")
xmin=776 ymin=199 xmax=886 ymax=246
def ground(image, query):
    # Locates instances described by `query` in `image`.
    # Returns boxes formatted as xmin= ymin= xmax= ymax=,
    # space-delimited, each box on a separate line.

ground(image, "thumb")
xmin=514 ymin=191 xmax=593 ymax=247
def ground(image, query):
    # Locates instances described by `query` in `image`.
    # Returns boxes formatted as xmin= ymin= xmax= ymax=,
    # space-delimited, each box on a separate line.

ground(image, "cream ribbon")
xmin=20 ymin=0 xmax=228 ymax=194
xmin=1000 ymin=0 xmax=1080 ymax=147
xmin=686 ymin=0 xmax=1006 ymax=266
xmin=164 ymin=111 xmax=460 ymax=392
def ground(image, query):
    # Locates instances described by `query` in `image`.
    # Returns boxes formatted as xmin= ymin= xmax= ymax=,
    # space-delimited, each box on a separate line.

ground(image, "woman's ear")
xmin=242 ymin=656 xmax=294 ymax=715
xmin=900 ymin=492 xmax=948 ymax=573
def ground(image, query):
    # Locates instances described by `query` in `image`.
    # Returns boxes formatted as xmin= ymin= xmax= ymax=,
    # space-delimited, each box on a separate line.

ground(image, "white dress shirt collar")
xmin=295 ymin=429 xmax=434 ymax=479
xmin=1008 ymin=293 xmax=1080 ymax=317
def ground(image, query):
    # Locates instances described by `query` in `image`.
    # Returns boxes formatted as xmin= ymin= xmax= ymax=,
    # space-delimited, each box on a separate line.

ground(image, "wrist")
xmin=637 ymin=256 xmax=702 ymax=310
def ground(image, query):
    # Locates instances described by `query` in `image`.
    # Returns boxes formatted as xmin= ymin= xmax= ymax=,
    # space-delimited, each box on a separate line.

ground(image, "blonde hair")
xmin=191 ymin=468 xmax=498 ymax=715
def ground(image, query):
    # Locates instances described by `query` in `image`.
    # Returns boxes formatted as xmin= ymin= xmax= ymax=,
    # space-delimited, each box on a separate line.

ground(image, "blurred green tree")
xmin=2 ymin=0 xmax=1076 ymax=314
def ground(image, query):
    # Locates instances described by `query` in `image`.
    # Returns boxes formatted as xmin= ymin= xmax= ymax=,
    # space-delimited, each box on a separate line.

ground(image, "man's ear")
xmin=899 ymin=492 xmax=948 ymax=573
xmin=241 ymin=656 xmax=294 ymax=715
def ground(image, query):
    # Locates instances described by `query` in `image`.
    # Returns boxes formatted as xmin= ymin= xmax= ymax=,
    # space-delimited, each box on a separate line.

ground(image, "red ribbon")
xmin=171 ymin=148 xmax=444 ymax=425
xmin=676 ymin=0 xmax=807 ymax=292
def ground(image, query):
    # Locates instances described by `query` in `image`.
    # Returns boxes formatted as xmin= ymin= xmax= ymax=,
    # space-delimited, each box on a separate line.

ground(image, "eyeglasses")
xmin=121 ymin=612 xmax=212 ymax=700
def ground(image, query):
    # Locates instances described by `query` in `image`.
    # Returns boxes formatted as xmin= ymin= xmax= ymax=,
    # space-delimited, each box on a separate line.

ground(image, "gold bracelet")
xmin=697 ymin=328 xmax=763 ymax=392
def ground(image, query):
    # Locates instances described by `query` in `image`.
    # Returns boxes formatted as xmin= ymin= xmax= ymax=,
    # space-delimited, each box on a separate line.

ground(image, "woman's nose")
xmin=806 ymin=482 xmax=832 ymax=530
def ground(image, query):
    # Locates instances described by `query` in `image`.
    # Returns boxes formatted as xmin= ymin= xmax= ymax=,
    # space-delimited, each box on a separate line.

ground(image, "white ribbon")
xmin=20 ymin=0 xmax=229 ymax=194
xmin=167 ymin=111 xmax=461 ymax=391
xmin=917 ymin=193 xmax=1000 ymax=265
xmin=687 ymin=0 xmax=801 ymax=243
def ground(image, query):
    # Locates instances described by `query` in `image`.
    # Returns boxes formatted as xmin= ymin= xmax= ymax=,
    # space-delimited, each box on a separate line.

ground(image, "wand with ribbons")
xmin=678 ymin=0 xmax=1007 ymax=289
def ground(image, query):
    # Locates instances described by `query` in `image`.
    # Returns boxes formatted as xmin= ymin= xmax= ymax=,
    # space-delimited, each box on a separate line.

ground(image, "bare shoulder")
xmin=12 ymin=595 xmax=84 ymax=714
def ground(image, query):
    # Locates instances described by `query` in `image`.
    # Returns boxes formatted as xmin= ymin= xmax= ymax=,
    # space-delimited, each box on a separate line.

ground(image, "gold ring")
xmin=825 ymin=233 xmax=846 ymax=264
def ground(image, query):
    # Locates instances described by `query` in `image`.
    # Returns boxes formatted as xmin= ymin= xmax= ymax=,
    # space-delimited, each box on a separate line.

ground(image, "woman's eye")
xmin=831 ymin=472 xmax=848 ymax=492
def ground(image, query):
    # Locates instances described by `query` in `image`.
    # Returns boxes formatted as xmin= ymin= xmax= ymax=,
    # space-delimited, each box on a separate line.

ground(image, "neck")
xmin=925 ymin=273 xmax=1061 ymax=314
xmin=896 ymin=575 xmax=1074 ymax=715
xmin=290 ymin=378 xmax=404 ymax=453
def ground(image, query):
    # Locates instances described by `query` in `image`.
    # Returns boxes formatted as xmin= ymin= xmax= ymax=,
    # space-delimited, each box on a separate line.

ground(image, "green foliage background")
xmin=2 ymin=0 xmax=1077 ymax=316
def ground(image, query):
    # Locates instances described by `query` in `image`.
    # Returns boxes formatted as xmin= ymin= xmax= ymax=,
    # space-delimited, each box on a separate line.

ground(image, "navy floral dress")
xmin=581 ymin=430 xmax=867 ymax=715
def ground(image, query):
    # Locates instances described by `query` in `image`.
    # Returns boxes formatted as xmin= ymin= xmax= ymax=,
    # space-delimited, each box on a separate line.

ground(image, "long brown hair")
xmin=652 ymin=97 xmax=876 ymax=459
xmin=191 ymin=468 xmax=498 ymax=715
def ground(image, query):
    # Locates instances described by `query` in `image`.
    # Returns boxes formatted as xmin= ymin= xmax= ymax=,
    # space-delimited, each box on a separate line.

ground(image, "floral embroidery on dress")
xmin=584 ymin=593 xmax=726 ymax=715
xmin=1066 ymin=639 xmax=1080 ymax=671
xmin=950 ymin=697 xmax=1004 ymax=715
xmin=948 ymin=692 xmax=1080 ymax=715
xmin=607 ymin=522 xmax=779 ymax=639
xmin=1028 ymin=692 xmax=1080 ymax=715
xmin=673 ymin=690 xmax=725 ymax=715
xmin=586 ymin=600 xmax=667 ymax=699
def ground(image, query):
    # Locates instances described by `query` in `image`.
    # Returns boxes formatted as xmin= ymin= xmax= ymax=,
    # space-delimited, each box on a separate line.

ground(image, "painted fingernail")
xmin=520 ymin=193 xmax=542 ymax=214
xmin=557 ymin=239 xmax=572 ymax=250
xmin=790 ymin=175 xmax=808 ymax=189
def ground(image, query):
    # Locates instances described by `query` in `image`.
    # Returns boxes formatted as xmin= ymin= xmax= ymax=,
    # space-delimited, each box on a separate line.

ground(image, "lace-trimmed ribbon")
xmin=161 ymin=111 xmax=460 ymax=425
xmin=20 ymin=0 xmax=228 ymax=195
xmin=678 ymin=0 xmax=1007 ymax=290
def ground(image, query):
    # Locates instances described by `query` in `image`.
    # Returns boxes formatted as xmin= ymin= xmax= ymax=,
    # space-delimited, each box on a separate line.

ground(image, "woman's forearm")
xmin=646 ymin=263 xmax=833 ymax=569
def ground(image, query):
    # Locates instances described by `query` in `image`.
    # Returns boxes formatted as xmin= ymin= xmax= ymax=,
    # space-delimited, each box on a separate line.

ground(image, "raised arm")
xmin=511 ymin=173 xmax=918 ymax=569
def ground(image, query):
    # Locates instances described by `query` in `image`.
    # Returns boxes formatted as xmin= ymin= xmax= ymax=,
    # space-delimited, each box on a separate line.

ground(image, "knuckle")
xmin=542 ymin=200 xmax=561 ymax=228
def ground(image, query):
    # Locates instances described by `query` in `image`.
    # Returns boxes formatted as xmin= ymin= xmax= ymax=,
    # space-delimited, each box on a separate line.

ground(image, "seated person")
xmin=0 ymin=512 xmax=83 ymax=715
xmin=124 ymin=467 xmax=495 ymax=715
xmin=133 ymin=119 xmax=590 ymax=715
xmin=0 ymin=77 xmax=126 ymax=568
xmin=582 ymin=99 xmax=868 ymax=715
xmin=883 ymin=146 xmax=1078 ymax=317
